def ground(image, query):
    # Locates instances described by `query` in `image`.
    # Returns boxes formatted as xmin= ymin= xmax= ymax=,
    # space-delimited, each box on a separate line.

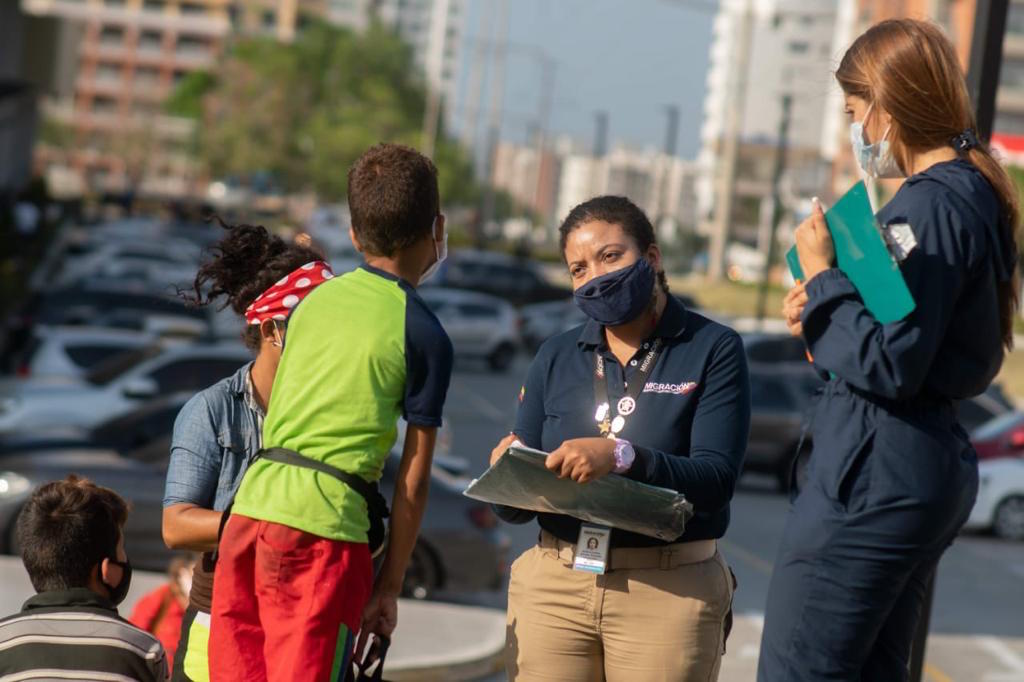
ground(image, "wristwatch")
xmin=612 ymin=438 xmax=636 ymax=474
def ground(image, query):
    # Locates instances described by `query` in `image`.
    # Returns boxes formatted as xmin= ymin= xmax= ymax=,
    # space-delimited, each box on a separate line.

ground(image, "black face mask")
xmin=573 ymin=257 xmax=656 ymax=326
xmin=102 ymin=558 xmax=132 ymax=606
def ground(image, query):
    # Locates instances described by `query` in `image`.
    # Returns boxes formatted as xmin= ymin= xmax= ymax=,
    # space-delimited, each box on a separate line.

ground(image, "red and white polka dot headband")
xmin=244 ymin=260 xmax=334 ymax=325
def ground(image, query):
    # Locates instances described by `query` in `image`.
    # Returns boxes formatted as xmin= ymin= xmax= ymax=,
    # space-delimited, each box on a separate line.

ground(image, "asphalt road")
xmin=444 ymin=354 xmax=1024 ymax=682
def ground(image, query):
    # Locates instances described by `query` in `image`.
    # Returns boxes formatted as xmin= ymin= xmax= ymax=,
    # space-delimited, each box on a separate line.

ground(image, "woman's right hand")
xmin=783 ymin=282 xmax=808 ymax=337
xmin=490 ymin=433 xmax=519 ymax=466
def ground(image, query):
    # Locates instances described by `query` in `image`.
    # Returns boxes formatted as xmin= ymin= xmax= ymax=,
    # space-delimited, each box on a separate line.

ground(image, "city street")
xmin=445 ymin=355 xmax=1024 ymax=682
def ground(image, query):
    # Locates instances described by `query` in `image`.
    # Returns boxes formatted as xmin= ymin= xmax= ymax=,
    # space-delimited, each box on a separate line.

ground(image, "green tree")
xmin=167 ymin=19 xmax=479 ymax=203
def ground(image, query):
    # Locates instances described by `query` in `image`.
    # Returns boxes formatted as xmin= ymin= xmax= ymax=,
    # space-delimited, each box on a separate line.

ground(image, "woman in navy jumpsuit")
xmin=759 ymin=19 xmax=1020 ymax=681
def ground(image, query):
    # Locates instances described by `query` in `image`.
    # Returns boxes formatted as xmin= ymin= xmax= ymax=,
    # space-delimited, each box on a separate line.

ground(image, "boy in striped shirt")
xmin=0 ymin=475 xmax=168 ymax=681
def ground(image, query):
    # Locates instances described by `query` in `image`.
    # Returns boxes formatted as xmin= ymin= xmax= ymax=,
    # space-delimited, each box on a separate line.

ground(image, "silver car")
xmin=418 ymin=288 xmax=521 ymax=372
xmin=12 ymin=326 xmax=159 ymax=380
xmin=0 ymin=343 xmax=252 ymax=434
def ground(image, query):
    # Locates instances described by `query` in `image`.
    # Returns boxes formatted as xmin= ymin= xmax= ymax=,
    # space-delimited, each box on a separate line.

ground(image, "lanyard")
xmin=593 ymin=338 xmax=663 ymax=439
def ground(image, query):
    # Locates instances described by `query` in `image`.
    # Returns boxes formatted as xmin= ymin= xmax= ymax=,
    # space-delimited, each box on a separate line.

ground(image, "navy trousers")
xmin=757 ymin=382 xmax=978 ymax=682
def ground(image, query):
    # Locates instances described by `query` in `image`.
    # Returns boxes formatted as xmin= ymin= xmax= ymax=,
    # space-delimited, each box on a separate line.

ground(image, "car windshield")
xmin=84 ymin=345 xmax=164 ymax=386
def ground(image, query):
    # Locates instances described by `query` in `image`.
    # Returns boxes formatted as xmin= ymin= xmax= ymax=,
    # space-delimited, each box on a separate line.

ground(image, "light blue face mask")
xmin=850 ymin=103 xmax=903 ymax=179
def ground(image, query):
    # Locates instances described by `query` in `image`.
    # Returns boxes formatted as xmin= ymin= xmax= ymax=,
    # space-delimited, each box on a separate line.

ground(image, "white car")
xmin=12 ymin=326 xmax=158 ymax=380
xmin=965 ymin=457 xmax=1024 ymax=541
xmin=418 ymin=288 xmax=521 ymax=372
xmin=57 ymin=241 xmax=202 ymax=288
xmin=0 ymin=343 xmax=251 ymax=434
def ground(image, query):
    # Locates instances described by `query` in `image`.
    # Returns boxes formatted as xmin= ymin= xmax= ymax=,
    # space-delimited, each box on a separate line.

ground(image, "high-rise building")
xmin=554 ymin=145 xmax=699 ymax=246
xmin=698 ymin=0 xmax=839 ymax=258
xmin=22 ymin=0 xmax=463 ymax=196
xmin=20 ymin=0 xmax=294 ymax=195
xmin=994 ymin=1 xmax=1024 ymax=140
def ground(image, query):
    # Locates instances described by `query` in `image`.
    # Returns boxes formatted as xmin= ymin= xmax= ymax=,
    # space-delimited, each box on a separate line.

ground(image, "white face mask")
xmin=850 ymin=103 xmax=903 ymax=179
xmin=419 ymin=216 xmax=447 ymax=285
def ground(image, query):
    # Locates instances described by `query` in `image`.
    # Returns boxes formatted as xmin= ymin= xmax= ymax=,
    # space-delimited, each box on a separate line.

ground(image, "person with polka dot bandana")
xmin=163 ymin=220 xmax=331 ymax=682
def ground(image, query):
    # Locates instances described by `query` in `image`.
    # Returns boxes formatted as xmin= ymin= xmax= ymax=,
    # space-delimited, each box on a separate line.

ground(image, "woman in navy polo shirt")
xmin=491 ymin=196 xmax=751 ymax=682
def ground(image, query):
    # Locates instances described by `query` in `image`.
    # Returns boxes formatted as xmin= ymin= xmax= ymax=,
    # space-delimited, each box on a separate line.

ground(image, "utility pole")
xmin=593 ymin=111 xmax=609 ymax=158
xmin=966 ymin=0 xmax=1010 ymax=140
xmin=755 ymin=94 xmax=791 ymax=325
xmin=707 ymin=0 xmax=754 ymax=281
xmin=420 ymin=0 xmax=451 ymax=159
xmin=660 ymin=105 xmax=680 ymax=217
xmin=479 ymin=0 xmax=509 ymax=246
xmin=460 ymin=0 xmax=493 ymax=171
xmin=908 ymin=5 xmax=1010 ymax=682
xmin=532 ymin=53 xmax=557 ymax=229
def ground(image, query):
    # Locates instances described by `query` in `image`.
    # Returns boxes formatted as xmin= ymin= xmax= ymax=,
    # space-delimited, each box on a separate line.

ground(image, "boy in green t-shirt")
xmin=209 ymin=144 xmax=454 ymax=681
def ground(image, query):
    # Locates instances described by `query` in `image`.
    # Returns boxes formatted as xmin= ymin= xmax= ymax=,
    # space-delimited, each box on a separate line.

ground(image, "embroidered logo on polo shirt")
xmin=643 ymin=381 xmax=698 ymax=395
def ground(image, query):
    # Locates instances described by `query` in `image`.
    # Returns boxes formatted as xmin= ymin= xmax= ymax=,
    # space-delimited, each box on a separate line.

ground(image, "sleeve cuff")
xmin=403 ymin=413 xmax=443 ymax=428
xmin=802 ymin=267 xmax=858 ymax=323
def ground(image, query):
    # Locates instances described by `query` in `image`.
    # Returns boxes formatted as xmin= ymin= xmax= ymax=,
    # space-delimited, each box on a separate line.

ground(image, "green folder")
xmin=464 ymin=445 xmax=693 ymax=540
xmin=785 ymin=181 xmax=915 ymax=324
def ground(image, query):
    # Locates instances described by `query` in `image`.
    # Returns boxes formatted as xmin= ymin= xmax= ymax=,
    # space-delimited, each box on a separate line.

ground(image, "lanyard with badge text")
xmin=593 ymin=337 xmax=664 ymax=438
xmin=573 ymin=337 xmax=665 ymax=574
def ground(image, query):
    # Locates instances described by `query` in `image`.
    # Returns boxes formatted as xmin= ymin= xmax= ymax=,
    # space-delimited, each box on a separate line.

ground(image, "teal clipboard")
xmin=785 ymin=181 xmax=915 ymax=324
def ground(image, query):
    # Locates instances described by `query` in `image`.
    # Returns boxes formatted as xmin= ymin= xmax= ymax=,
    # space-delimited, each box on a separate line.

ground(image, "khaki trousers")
xmin=506 ymin=534 xmax=734 ymax=682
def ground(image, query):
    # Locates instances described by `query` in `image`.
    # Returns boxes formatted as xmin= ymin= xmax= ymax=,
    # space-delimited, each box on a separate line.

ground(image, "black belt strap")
xmin=212 ymin=447 xmax=389 ymax=562
xmin=259 ymin=447 xmax=381 ymax=507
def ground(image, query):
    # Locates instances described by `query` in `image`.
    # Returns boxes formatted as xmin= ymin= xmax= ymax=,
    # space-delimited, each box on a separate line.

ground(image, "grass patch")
xmin=671 ymin=276 xmax=788 ymax=320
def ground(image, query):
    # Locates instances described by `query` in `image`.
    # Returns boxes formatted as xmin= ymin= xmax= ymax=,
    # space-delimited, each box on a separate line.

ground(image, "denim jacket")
xmin=163 ymin=362 xmax=264 ymax=511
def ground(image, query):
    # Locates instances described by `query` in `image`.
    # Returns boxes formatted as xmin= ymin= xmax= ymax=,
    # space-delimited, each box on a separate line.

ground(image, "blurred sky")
xmin=452 ymin=0 xmax=716 ymax=159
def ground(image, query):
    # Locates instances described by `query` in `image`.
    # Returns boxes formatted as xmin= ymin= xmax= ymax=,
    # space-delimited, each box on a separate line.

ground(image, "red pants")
xmin=209 ymin=515 xmax=372 ymax=682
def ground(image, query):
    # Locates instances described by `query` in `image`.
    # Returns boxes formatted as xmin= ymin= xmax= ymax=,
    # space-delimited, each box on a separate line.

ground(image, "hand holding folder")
xmin=786 ymin=181 xmax=915 ymax=324
xmin=464 ymin=445 xmax=694 ymax=541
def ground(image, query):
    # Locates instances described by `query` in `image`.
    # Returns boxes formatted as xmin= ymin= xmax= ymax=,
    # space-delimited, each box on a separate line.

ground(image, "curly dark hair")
xmin=182 ymin=217 xmax=324 ymax=350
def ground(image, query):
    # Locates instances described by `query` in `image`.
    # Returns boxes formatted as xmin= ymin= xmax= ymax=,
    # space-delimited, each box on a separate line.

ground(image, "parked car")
xmin=520 ymin=300 xmax=586 ymax=353
xmin=418 ymin=288 xmax=521 ymax=371
xmin=742 ymin=362 xmax=1011 ymax=491
xmin=742 ymin=333 xmax=810 ymax=365
xmin=9 ymin=326 xmax=158 ymax=380
xmin=964 ymin=457 xmax=1024 ymax=540
xmin=426 ymin=250 xmax=570 ymax=306
xmin=0 ymin=392 xmax=193 ymax=464
xmin=743 ymin=366 xmax=824 ymax=491
xmin=1 ymin=281 xmax=214 ymax=370
xmin=0 ymin=343 xmax=251 ymax=434
xmin=55 ymin=241 xmax=201 ymax=287
xmin=971 ymin=411 xmax=1024 ymax=462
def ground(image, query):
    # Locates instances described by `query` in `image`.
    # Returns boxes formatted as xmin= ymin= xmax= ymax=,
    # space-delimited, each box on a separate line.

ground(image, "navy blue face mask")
xmin=573 ymin=258 xmax=656 ymax=326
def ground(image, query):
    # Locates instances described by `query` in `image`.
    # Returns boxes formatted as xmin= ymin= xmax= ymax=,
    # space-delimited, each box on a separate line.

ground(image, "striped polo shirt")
xmin=0 ymin=588 xmax=168 ymax=681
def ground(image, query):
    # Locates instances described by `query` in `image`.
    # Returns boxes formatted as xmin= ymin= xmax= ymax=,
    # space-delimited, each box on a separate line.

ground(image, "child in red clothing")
xmin=130 ymin=556 xmax=195 ymax=672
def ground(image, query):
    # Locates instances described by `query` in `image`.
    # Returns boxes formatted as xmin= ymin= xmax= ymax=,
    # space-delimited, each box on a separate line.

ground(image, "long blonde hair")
xmin=837 ymin=18 xmax=1020 ymax=349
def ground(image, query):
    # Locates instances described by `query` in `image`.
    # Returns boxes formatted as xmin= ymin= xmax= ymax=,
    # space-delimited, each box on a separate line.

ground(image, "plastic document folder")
xmin=785 ymin=181 xmax=915 ymax=323
xmin=463 ymin=445 xmax=694 ymax=541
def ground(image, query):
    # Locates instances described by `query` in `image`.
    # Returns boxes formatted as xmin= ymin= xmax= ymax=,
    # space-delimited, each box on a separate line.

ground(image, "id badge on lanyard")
xmin=576 ymin=339 xmax=664 ymax=574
